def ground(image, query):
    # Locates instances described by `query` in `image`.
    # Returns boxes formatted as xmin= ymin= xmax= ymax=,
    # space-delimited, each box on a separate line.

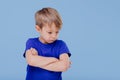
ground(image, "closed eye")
xmin=48 ymin=32 xmax=52 ymax=34
xmin=56 ymin=31 xmax=59 ymax=34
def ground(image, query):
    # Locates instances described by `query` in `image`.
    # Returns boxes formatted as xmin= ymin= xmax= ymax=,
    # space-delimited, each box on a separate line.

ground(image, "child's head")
xmin=35 ymin=7 xmax=63 ymax=44
xmin=35 ymin=7 xmax=62 ymax=29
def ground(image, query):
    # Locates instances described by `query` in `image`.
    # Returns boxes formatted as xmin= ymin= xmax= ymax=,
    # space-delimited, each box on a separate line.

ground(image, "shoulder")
xmin=56 ymin=40 xmax=71 ymax=57
xmin=26 ymin=37 xmax=38 ymax=44
xmin=55 ymin=40 xmax=67 ymax=46
xmin=55 ymin=40 xmax=66 ymax=44
xmin=26 ymin=37 xmax=38 ymax=42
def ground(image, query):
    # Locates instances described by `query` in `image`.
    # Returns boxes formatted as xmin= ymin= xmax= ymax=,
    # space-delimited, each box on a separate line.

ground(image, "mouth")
xmin=50 ymin=40 xmax=54 ymax=42
xmin=49 ymin=40 xmax=55 ymax=42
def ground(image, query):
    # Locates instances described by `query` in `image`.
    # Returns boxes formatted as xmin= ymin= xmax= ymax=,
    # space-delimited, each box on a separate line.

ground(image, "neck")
xmin=39 ymin=37 xmax=47 ymax=44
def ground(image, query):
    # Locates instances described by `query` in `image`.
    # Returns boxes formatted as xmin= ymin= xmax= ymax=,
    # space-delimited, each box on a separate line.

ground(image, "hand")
xmin=69 ymin=61 xmax=72 ymax=68
xmin=30 ymin=48 xmax=38 ymax=55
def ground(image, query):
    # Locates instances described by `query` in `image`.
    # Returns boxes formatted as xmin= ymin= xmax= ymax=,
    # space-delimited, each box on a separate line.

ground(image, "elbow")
xmin=62 ymin=66 xmax=68 ymax=72
xmin=61 ymin=64 xmax=69 ymax=72
xmin=26 ymin=57 xmax=35 ymax=66
xmin=60 ymin=61 xmax=70 ymax=72
xmin=27 ymin=60 xmax=33 ymax=66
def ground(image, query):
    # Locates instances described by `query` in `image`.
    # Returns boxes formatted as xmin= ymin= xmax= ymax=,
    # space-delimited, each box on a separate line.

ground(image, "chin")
xmin=48 ymin=40 xmax=55 ymax=43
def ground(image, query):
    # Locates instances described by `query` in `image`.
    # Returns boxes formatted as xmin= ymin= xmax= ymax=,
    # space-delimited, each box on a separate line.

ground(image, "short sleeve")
xmin=59 ymin=40 xmax=71 ymax=57
xmin=23 ymin=39 xmax=35 ymax=58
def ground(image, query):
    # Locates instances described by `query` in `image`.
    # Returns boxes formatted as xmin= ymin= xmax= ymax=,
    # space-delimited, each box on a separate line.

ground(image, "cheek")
xmin=56 ymin=34 xmax=59 ymax=38
xmin=44 ymin=34 xmax=50 ymax=39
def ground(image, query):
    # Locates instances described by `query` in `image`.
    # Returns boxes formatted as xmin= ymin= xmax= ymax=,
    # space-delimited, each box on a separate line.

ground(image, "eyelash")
xmin=48 ymin=32 xmax=59 ymax=34
xmin=48 ymin=32 xmax=52 ymax=34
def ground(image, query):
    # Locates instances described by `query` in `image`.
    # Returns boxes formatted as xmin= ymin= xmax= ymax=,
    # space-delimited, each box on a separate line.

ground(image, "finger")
xmin=30 ymin=48 xmax=36 ymax=52
xmin=30 ymin=48 xmax=35 ymax=53
xmin=30 ymin=48 xmax=38 ymax=55
xmin=33 ymin=48 xmax=38 ymax=53
xmin=69 ymin=61 xmax=72 ymax=64
xmin=26 ymin=49 xmax=30 ymax=53
xmin=30 ymin=47 xmax=33 ymax=51
xmin=26 ymin=50 xmax=32 ymax=55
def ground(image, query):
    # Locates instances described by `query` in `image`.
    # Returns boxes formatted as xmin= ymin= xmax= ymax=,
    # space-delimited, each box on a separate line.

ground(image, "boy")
xmin=23 ymin=7 xmax=71 ymax=80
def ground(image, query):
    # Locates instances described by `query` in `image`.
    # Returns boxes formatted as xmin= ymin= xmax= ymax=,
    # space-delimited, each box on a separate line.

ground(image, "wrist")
xmin=53 ymin=58 xmax=59 ymax=62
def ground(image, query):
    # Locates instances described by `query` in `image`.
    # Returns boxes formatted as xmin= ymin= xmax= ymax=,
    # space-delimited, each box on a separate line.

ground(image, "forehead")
xmin=43 ymin=23 xmax=60 ymax=31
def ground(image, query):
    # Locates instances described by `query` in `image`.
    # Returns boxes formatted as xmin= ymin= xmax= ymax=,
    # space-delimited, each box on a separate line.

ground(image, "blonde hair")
xmin=35 ymin=7 xmax=62 ymax=29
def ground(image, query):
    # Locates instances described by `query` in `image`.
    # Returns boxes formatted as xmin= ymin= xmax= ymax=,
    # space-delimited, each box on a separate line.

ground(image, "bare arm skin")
xmin=25 ymin=48 xmax=71 ymax=72
xmin=25 ymin=48 xmax=58 ymax=67
xmin=41 ymin=53 xmax=71 ymax=72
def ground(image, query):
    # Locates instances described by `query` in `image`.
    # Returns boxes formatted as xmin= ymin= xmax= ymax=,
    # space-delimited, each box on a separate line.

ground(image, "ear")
xmin=35 ymin=25 xmax=41 ymax=32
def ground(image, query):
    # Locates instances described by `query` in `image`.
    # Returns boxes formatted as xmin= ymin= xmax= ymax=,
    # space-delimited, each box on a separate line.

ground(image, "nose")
xmin=52 ymin=34 xmax=56 ymax=38
xmin=52 ymin=34 xmax=57 ymax=39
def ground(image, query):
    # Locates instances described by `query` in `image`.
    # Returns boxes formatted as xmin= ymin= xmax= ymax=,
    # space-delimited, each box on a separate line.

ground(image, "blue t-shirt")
xmin=23 ymin=37 xmax=71 ymax=80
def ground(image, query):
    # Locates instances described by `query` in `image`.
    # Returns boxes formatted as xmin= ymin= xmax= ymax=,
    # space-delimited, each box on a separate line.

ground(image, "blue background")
xmin=0 ymin=0 xmax=120 ymax=80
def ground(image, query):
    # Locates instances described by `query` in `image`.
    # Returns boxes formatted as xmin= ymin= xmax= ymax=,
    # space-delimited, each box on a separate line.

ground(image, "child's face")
xmin=36 ymin=23 xmax=60 ymax=44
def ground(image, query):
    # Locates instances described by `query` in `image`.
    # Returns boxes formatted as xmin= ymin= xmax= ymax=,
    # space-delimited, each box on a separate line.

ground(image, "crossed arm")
xmin=25 ymin=48 xmax=71 ymax=72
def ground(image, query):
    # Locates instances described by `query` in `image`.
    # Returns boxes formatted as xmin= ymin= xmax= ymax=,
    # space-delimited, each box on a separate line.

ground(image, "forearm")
xmin=41 ymin=60 xmax=70 ymax=72
xmin=26 ymin=49 xmax=70 ymax=72
xmin=26 ymin=55 xmax=58 ymax=68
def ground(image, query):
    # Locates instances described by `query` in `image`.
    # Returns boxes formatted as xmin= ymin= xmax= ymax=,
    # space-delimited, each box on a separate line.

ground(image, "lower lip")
xmin=50 ymin=40 xmax=54 ymax=42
